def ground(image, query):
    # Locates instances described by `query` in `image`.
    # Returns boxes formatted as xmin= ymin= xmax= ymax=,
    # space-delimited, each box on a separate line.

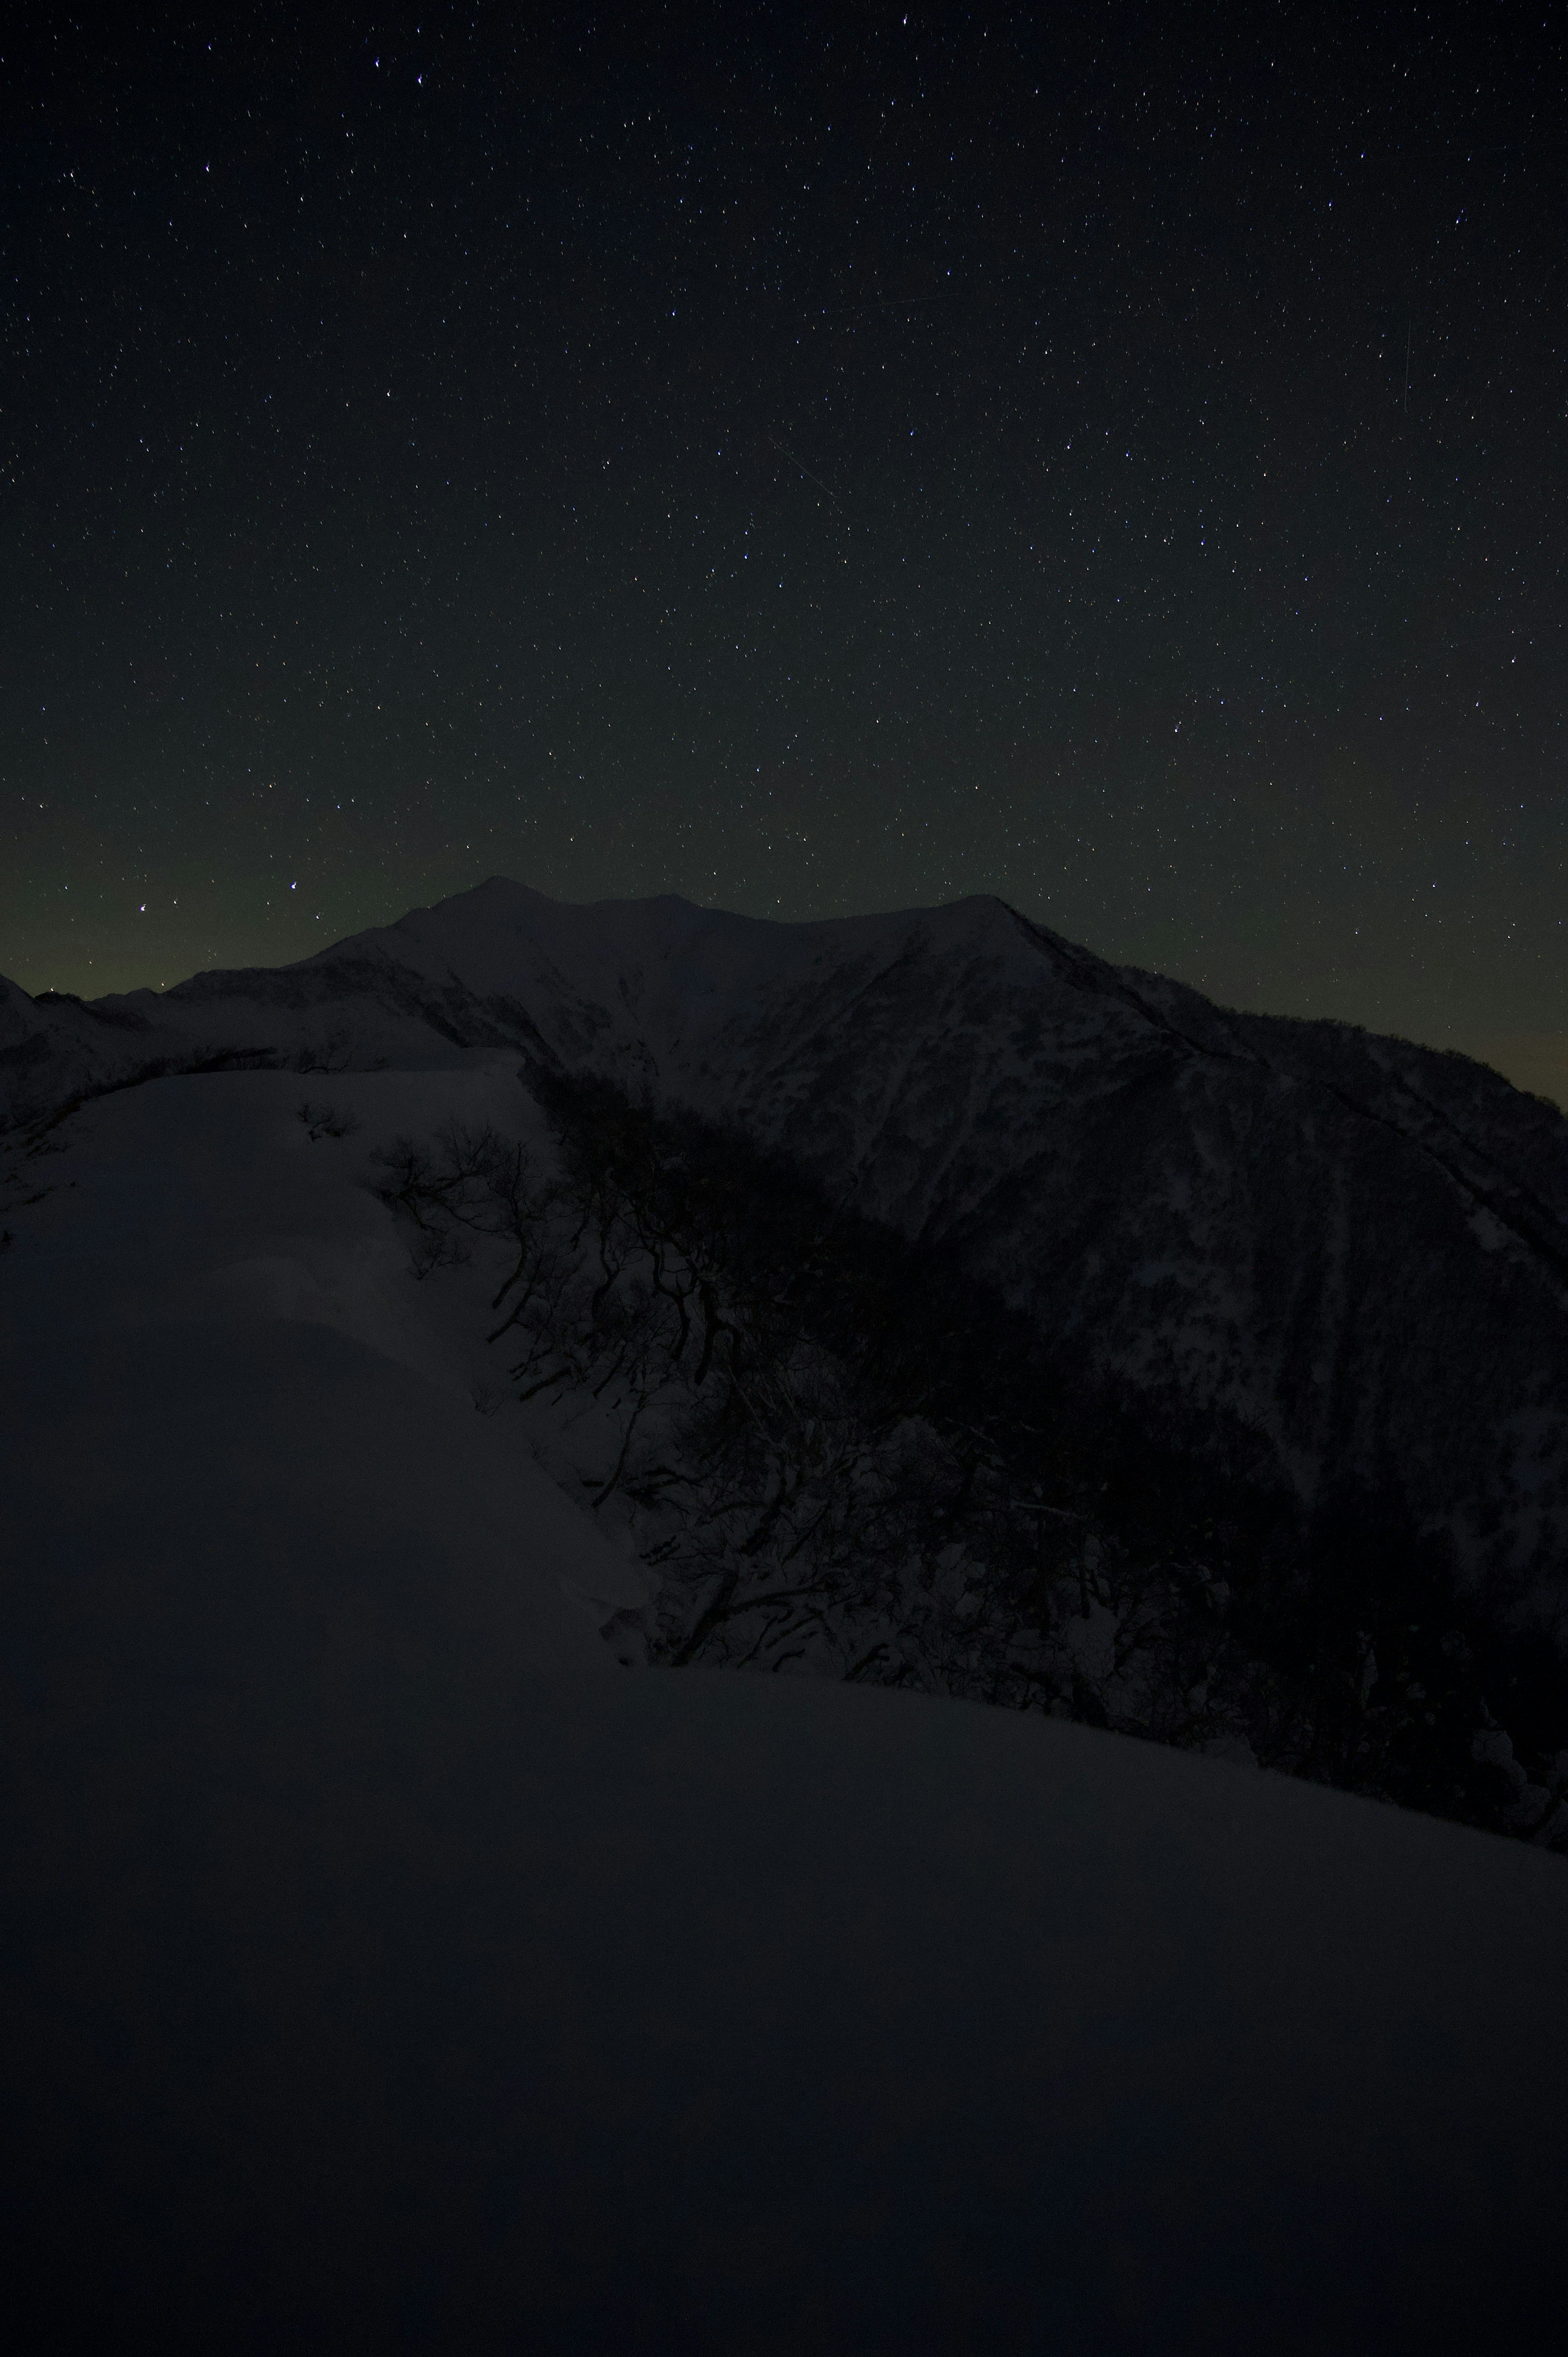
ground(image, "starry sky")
xmin=5 ymin=5 xmax=1566 ymax=1090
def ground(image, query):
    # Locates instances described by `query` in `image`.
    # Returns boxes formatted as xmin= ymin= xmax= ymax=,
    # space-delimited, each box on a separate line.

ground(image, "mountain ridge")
xmin=7 ymin=877 xmax=1568 ymax=1610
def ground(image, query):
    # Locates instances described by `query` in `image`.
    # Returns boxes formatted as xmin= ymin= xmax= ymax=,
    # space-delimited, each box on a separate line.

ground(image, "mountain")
xmin=7 ymin=876 xmax=1568 ymax=1612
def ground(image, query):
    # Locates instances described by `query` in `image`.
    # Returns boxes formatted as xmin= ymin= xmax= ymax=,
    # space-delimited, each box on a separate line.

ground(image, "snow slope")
xmin=7 ymin=876 xmax=1568 ymax=1600
xmin=3 ymin=1056 xmax=1568 ymax=2350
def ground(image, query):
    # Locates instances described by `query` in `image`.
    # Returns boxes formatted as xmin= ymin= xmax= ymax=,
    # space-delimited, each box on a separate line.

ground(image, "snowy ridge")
xmin=6 ymin=925 xmax=1568 ymax=2345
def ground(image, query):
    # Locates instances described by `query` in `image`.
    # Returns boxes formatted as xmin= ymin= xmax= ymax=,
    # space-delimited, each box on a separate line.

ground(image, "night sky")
xmin=5 ymin=6 xmax=1566 ymax=1090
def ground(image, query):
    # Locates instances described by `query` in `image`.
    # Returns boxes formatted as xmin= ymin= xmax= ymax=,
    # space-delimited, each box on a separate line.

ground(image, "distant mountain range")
xmin=7 ymin=877 xmax=1568 ymax=1617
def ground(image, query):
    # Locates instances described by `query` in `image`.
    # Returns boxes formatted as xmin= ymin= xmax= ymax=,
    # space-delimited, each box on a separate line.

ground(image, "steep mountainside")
xmin=7 ymin=877 xmax=1568 ymax=1607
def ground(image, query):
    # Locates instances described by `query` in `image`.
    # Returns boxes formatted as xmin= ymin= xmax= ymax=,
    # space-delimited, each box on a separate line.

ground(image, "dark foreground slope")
xmin=3 ymin=1069 xmax=1566 ymax=2353
xmin=7 ymin=879 xmax=1567 ymax=1609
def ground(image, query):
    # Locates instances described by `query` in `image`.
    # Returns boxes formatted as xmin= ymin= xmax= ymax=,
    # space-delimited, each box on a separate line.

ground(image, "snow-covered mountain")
xmin=7 ymin=876 xmax=1568 ymax=1611
xmin=5 ymin=1045 xmax=1567 ymax=2349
